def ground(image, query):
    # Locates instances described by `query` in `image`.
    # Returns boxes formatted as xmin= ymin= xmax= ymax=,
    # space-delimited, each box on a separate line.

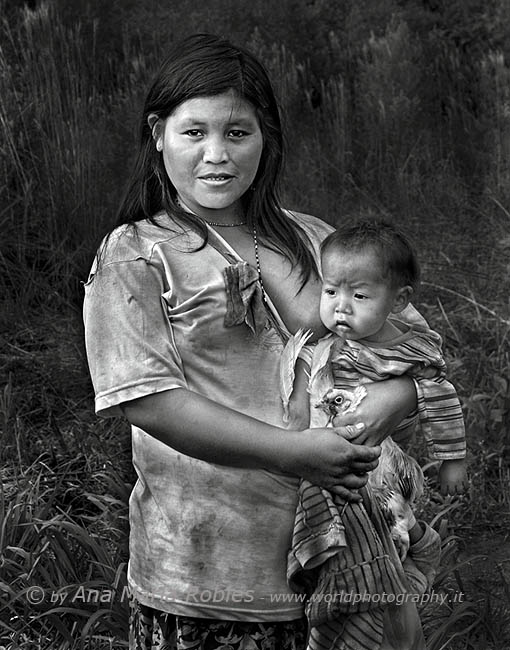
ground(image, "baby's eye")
xmin=324 ymin=288 xmax=336 ymax=296
xmin=354 ymin=293 xmax=368 ymax=300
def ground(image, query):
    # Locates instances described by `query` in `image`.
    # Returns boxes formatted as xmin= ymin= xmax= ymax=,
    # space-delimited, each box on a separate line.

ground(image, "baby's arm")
xmin=392 ymin=320 xmax=468 ymax=495
xmin=412 ymin=373 xmax=468 ymax=495
xmin=286 ymin=358 xmax=311 ymax=430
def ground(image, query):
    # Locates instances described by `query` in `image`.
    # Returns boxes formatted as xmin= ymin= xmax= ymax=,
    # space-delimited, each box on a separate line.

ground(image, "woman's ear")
xmin=391 ymin=285 xmax=413 ymax=314
xmin=148 ymin=113 xmax=164 ymax=150
xmin=147 ymin=113 xmax=159 ymax=135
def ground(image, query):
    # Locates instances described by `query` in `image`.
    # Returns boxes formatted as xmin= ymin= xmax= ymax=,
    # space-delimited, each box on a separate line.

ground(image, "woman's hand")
xmin=284 ymin=424 xmax=381 ymax=501
xmin=329 ymin=377 xmax=417 ymax=446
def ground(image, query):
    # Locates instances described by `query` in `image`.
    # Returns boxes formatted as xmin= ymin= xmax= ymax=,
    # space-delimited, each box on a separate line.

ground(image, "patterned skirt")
xmin=129 ymin=599 xmax=307 ymax=650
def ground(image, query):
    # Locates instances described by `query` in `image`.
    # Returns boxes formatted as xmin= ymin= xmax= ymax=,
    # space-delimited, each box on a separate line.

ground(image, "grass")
xmin=0 ymin=455 xmax=130 ymax=648
xmin=1 ymin=1 xmax=509 ymax=647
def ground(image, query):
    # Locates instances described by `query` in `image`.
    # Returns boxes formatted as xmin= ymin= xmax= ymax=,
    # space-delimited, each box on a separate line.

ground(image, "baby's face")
xmin=319 ymin=247 xmax=401 ymax=342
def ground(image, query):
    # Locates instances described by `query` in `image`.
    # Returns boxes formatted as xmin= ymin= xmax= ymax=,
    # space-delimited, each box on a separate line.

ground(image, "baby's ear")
xmin=391 ymin=285 xmax=413 ymax=314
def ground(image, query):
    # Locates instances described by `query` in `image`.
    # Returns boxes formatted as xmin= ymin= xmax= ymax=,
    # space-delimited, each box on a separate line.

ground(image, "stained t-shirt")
xmin=83 ymin=210 xmax=332 ymax=620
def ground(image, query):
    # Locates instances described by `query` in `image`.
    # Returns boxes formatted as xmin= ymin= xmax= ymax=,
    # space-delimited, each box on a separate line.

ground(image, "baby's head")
xmin=319 ymin=220 xmax=420 ymax=342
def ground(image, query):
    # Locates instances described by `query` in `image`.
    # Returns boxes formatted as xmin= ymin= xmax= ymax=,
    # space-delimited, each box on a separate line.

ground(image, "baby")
xmin=285 ymin=219 xmax=467 ymax=495
xmin=283 ymin=220 xmax=467 ymax=649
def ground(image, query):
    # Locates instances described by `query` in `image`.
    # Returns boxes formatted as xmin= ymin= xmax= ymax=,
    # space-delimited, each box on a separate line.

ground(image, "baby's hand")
xmin=438 ymin=459 xmax=468 ymax=495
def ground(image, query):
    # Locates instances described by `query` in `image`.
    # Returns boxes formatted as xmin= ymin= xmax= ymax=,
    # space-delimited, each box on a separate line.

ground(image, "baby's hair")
xmin=320 ymin=219 xmax=420 ymax=290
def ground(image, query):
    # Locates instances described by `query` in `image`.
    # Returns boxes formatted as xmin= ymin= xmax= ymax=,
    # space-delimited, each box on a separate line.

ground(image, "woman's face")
xmin=158 ymin=91 xmax=264 ymax=221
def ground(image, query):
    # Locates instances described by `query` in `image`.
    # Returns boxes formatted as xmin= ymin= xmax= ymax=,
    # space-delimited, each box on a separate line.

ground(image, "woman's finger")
xmin=329 ymin=485 xmax=363 ymax=502
xmin=349 ymin=457 xmax=379 ymax=472
xmin=335 ymin=472 xmax=369 ymax=489
xmin=342 ymin=423 xmax=362 ymax=439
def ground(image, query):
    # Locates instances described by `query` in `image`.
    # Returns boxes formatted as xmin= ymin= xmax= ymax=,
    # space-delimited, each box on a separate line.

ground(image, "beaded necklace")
xmin=176 ymin=197 xmax=266 ymax=300
xmin=251 ymin=226 xmax=267 ymax=303
xmin=203 ymin=219 xmax=246 ymax=227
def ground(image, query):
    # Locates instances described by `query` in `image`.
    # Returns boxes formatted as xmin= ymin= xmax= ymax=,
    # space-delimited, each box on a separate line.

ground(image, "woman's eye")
xmin=229 ymin=130 xmax=248 ymax=138
xmin=184 ymin=129 xmax=203 ymax=137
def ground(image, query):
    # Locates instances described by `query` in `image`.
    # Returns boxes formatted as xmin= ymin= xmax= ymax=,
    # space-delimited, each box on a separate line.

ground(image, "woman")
xmin=83 ymin=34 xmax=419 ymax=649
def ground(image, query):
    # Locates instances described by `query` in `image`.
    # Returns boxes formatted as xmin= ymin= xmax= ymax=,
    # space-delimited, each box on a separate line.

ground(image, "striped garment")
xmin=286 ymin=319 xmax=456 ymax=649
xmin=287 ymin=482 xmax=437 ymax=650
xmin=306 ymin=319 xmax=466 ymax=460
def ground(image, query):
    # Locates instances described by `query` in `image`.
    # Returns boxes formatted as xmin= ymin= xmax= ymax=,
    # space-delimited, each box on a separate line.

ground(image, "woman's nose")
xmin=203 ymin=135 xmax=229 ymax=163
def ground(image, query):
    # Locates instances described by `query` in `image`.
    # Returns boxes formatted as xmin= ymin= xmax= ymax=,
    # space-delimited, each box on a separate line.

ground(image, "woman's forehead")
xmin=170 ymin=91 xmax=258 ymax=122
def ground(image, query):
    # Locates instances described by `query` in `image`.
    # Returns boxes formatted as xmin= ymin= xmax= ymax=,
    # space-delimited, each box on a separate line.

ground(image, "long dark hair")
xmin=114 ymin=33 xmax=317 ymax=284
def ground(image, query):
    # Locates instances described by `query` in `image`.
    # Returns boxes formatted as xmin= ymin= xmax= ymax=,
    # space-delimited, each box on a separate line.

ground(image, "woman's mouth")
xmin=199 ymin=174 xmax=234 ymax=184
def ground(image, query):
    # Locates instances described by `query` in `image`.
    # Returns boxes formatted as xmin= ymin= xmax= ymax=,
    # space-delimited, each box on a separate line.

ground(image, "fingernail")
xmin=355 ymin=422 xmax=365 ymax=430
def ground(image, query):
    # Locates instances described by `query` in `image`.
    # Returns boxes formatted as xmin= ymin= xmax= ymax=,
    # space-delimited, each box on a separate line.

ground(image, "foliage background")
xmin=0 ymin=0 xmax=509 ymax=648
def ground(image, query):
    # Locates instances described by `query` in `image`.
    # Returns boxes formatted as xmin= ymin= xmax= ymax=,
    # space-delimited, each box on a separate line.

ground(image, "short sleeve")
xmin=83 ymin=255 xmax=187 ymax=417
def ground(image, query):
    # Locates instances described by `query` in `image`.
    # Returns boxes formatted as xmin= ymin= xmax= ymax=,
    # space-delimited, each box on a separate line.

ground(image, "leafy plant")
xmin=0 ymin=457 xmax=130 ymax=649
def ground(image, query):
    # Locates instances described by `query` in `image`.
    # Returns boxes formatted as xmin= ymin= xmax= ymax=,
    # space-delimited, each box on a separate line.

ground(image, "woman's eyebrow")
xmin=228 ymin=115 xmax=258 ymax=124
xmin=176 ymin=116 xmax=257 ymax=127
xmin=176 ymin=117 xmax=207 ymax=126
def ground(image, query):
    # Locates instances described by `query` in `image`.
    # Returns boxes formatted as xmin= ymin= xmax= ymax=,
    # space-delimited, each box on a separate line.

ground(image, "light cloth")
xmin=83 ymin=210 xmax=331 ymax=621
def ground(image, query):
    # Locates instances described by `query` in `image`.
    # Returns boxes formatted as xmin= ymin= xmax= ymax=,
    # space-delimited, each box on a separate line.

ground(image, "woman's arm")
xmin=330 ymin=376 xmax=417 ymax=446
xmin=122 ymin=387 xmax=381 ymax=500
